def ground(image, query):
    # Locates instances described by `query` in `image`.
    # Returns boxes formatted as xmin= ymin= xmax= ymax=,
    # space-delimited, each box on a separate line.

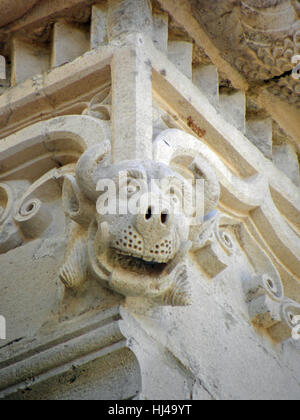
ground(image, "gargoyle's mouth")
xmin=108 ymin=248 xmax=169 ymax=276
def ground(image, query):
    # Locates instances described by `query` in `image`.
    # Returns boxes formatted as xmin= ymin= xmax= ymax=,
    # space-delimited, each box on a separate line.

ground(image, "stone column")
xmin=109 ymin=0 xmax=153 ymax=162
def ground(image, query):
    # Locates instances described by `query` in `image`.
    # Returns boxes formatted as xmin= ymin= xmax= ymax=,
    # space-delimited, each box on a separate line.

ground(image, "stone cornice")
xmin=0 ymin=0 xmax=99 ymax=40
xmin=0 ymin=34 xmax=299 ymax=284
xmin=0 ymin=306 xmax=141 ymax=400
xmin=0 ymin=0 xmax=41 ymax=28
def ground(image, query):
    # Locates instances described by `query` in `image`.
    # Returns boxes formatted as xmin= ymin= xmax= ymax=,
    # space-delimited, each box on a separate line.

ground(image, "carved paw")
xmin=59 ymin=236 xmax=88 ymax=293
xmin=155 ymin=265 xmax=192 ymax=307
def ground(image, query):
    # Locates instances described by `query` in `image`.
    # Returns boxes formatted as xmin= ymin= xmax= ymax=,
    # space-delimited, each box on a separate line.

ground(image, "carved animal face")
xmin=61 ymin=140 xmax=220 ymax=305
xmin=93 ymin=160 xmax=191 ymax=273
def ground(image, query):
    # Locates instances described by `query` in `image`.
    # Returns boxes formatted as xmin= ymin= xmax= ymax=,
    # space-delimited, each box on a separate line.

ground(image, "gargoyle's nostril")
xmin=145 ymin=206 xmax=152 ymax=221
xmin=161 ymin=211 xmax=169 ymax=225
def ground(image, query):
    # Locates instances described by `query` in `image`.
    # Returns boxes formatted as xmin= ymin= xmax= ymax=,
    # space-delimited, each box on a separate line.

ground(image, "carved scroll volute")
xmin=0 ymin=183 xmax=12 ymax=225
xmin=0 ymin=181 xmax=29 ymax=253
xmin=14 ymin=198 xmax=52 ymax=239
xmin=0 ymin=114 xmax=113 ymax=253
xmin=241 ymin=244 xmax=300 ymax=342
xmin=266 ymin=299 xmax=300 ymax=343
xmin=246 ymin=273 xmax=284 ymax=329
xmin=0 ymin=178 xmax=60 ymax=253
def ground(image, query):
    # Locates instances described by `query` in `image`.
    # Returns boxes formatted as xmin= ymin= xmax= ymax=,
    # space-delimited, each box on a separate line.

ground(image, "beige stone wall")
xmin=0 ymin=0 xmax=299 ymax=400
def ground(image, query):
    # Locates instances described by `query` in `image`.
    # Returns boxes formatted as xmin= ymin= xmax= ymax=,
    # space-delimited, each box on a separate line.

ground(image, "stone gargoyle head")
xmin=60 ymin=130 xmax=220 ymax=306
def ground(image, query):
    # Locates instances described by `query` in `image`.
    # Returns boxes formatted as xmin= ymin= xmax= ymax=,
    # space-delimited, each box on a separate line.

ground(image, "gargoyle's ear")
xmin=76 ymin=141 xmax=112 ymax=202
xmin=62 ymin=174 xmax=94 ymax=228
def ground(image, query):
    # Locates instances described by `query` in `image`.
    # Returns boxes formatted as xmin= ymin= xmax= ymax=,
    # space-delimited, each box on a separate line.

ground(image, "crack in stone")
xmin=0 ymin=337 xmax=24 ymax=350
xmin=265 ymin=69 xmax=293 ymax=83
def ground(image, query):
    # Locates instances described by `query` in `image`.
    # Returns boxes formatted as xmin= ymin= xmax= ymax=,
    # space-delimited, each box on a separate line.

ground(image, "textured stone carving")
xmin=82 ymin=87 xmax=112 ymax=120
xmin=239 ymin=0 xmax=300 ymax=107
xmin=0 ymin=0 xmax=41 ymax=27
xmin=239 ymin=0 xmax=300 ymax=79
xmin=0 ymin=181 xmax=27 ymax=253
xmin=0 ymin=0 xmax=300 ymax=401
xmin=188 ymin=0 xmax=300 ymax=110
xmin=0 ymin=179 xmax=53 ymax=252
xmin=191 ymin=216 xmax=232 ymax=279
xmin=266 ymin=75 xmax=300 ymax=107
xmin=0 ymin=55 xmax=6 ymax=80
xmin=60 ymin=130 xmax=220 ymax=306
xmin=248 ymin=277 xmax=300 ymax=342
xmin=240 ymin=233 xmax=300 ymax=342
xmin=0 ymin=178 xmax=56 ymax=253
xmin=0 ymin=115 xmax=112 ymax=254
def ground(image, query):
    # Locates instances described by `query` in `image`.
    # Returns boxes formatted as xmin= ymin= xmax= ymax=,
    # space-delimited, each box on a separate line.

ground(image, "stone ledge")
xmin=0 ymin=306 xmax=140 ymax=400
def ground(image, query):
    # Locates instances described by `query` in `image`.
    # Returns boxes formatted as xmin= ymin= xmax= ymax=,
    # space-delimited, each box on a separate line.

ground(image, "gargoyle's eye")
xmin=168 ymin=186 xmax=182 ymax=206
xmin=127 ymin=180 xmax=141 ymax=196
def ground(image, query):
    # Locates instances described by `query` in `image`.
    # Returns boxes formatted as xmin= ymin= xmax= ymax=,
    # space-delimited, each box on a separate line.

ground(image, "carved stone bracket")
xmin=247 ymin=272 xmax=300 ymax=342
xmin=1 ymin=113 xmax=298 ymax=319
xmin=60 ymin=127 xmax=221 ymax=306
xmin=0 ymin=115 xmax=111 ymax=254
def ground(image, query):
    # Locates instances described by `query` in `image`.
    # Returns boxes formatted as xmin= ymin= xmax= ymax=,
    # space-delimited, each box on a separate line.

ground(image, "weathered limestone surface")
xmin=0 ymin=0 xmax=299 ymax=401
xmin=0 ymin=0 xmax=41 ymax=28
xmin=0 ymin=238 xmax=65 ymax=346
xmin=121 ymin=256 xmax=300 ymax=400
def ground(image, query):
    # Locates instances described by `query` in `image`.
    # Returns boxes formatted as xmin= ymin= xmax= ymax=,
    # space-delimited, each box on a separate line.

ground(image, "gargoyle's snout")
xmin=108 ymin=202 xmax=179 ymax=264
xmin=132 ymin=204 xmax=178 ymax=263
xmin=143 ymin=206 xmax=170 ymax=227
